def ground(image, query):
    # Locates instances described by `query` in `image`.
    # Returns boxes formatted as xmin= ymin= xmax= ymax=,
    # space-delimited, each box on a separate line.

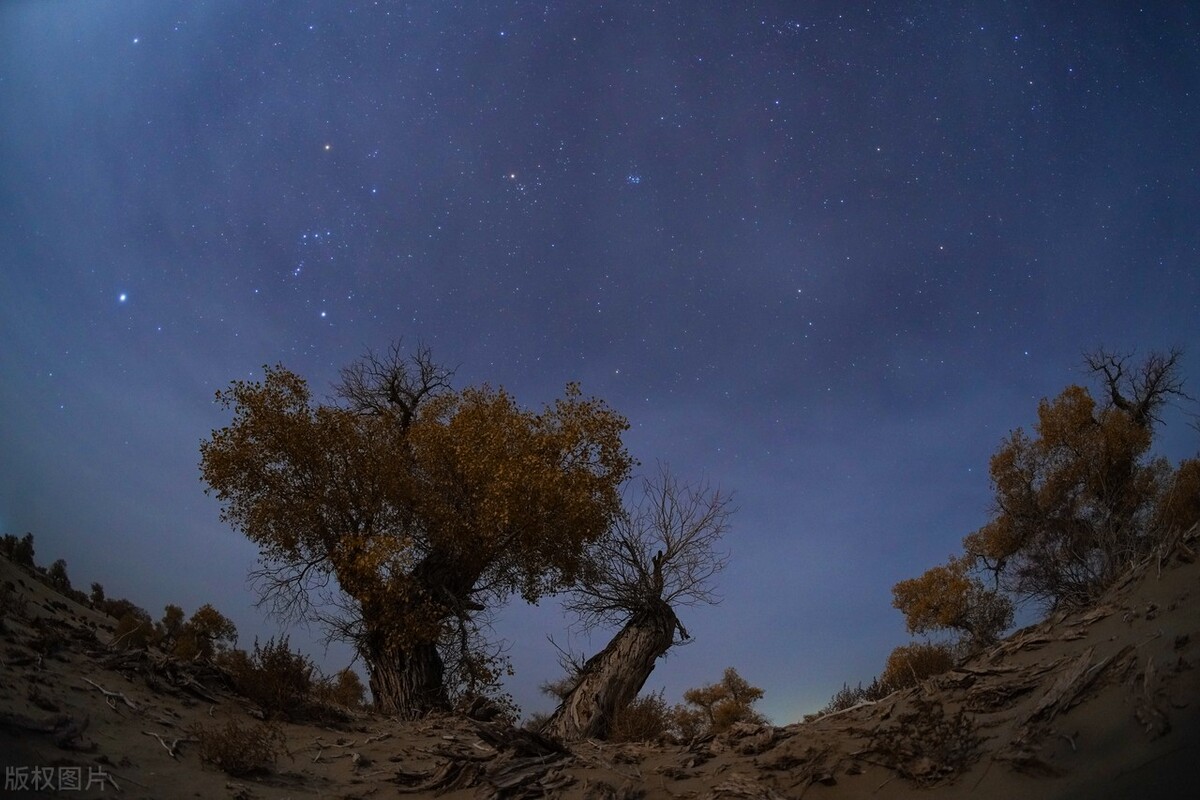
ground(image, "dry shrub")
xmin=225 ymin=636 xmax=315 ymax=720
xmin=1154 ymin=458 xmax=1200 ymax=534
xmin=193 ymin=718 xmax=284 ymax=776
xmin=879 ymin=642 xmax=956 ymax=693
xmin=1 ymin=580 xmax=29 ymax=625
xmin=609 ymin=690 xmax=673 ymax=743
xmin=111 ymin=609 xmax=156 ymax=650
xmin=817 ymin=678 xmax=890 ymax=716
xmin=312 ymin=667 xmax=367 ymax=709
xmin=673 ymin=667 xmax=766 ymax=739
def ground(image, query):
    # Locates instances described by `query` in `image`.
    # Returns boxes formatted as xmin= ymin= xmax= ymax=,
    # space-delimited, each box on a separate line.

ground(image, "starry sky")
xmin=2 ymin=2 xmax=1198 ymax=723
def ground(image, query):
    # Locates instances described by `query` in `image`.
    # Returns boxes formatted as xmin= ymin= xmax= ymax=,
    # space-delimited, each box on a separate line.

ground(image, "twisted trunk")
xmin=542 ymin=599 xmax=682 ymax=741
xmin=360 ymin=549 xmax=483 ymax=717
xmin=366 ymin=636 xmax=448 ymax=717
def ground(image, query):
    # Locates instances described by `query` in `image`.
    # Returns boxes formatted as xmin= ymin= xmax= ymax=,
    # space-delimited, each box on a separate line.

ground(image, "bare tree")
xmin=1084 ymin=346 xmax=1188 ymax=429
xmin=541 ymin=464 xmax=734 ymax=741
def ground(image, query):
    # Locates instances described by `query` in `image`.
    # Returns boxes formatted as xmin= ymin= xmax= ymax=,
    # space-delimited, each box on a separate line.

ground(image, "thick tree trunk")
xmin=542 ymin=599 xmax=680 ymax=741
xmin=360 ymin=549 xmax=481 ymax=717
xmin=366 ymin=636 xmax=449 ymax=717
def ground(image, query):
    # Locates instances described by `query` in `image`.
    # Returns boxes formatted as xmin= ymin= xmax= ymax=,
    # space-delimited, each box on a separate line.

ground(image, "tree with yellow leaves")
xmin=953 ymin=349 xmax=1186 ymax=613
xmin=200 ymin=343 xmax=633 ymax=716
xmin=891 ymin=555 xmax=1012 ymax=648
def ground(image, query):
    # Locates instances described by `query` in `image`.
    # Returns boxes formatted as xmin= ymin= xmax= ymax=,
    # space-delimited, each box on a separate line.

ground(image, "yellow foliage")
xmin=879 ymin=642 xmax=956 ymax=693
xmin=200 ymin=356 xmax=633 ymax=712
xmin=676 ymin=667 xmax=766 ymax=737
xmin=891 ymin=556 xmax=1011 ymax=647
xmin=965 ymin=384 xmax=1167 ymax=608
xmin=1153 ymin=458 xmax=1200 ymax=535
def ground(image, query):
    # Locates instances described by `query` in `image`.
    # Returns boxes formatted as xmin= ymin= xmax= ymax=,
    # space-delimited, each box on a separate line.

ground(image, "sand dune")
xmin=2 ymin=528 xmax=1197 ymax=799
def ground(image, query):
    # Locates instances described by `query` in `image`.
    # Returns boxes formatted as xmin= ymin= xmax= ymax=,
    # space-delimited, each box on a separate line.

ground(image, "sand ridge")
xmin=1 ymin=527 xmax=1197 ymax=799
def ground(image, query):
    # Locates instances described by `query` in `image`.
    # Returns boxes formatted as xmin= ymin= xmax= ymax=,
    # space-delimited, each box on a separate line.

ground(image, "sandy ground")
xmin=2 ymin=528 xmax=1197 ymax=799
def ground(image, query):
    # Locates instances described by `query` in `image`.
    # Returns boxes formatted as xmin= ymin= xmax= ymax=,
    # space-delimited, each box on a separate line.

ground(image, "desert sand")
xmin=2 ymin=528 xmax=1197 ymax=799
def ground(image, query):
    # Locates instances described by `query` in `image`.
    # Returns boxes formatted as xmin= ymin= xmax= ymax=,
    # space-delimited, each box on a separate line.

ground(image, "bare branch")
xmin=1084 ymin=346 xmax=1190 ymax=428
xmin=564 ymin=463 xmax=733 ymax=631
xmin=335 ymin=340 xmax=455 ymax=425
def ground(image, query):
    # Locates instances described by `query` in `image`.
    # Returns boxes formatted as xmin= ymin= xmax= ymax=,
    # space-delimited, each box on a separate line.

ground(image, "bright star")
xmin=118 ymin=293 xmax=127 ymax=303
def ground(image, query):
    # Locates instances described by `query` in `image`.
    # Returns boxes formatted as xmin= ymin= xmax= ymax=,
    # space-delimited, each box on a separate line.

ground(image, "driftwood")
xmin=83 ymin=677 xmax=141 ymax=712
xmin=142 ymin=729 xmax=191 ymax=759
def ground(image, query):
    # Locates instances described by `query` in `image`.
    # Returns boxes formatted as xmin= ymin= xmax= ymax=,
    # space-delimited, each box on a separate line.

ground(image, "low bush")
xmin=192 ymin=719 xmax=284 ymax=777
xmin=312 ymin=667 xmax=367 ymax=710
xmin=224 ymin=636 xmax=315 ymax=720
xmin=111 ymin=609 xmax=157 ymax=650
xmin=609 ymin=690 xmax=673 ymax=743
xmin=878 ymin=642 xmax=956 ymax=693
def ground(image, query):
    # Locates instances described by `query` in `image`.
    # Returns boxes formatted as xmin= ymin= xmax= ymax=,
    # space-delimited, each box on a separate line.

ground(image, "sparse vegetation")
xmin=605 ymin=690 xmax=674 ymax=743
xmin=192 ymin=718 xmax=285 ymax=777
xmin=224 ymin=636 xmax=316 ymax=721
xmin=827 ymin=348 xmax=1196 ymax=721
xmin=0 ymin=533 xmax=36 ymax=568
xmin=672 ymin=667 xmax=766 ymax=739
xmin=312 ymin=667 xmax=368 ymax=709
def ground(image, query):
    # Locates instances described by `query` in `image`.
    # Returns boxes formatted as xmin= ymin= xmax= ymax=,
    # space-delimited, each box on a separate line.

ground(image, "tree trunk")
xmin=359 ymin=549 xmax=483 ymax=717
xmin=366 ymin=636 xmax=450 ymax=717
xmin=542 ymin=599 xmax=680 ymax=741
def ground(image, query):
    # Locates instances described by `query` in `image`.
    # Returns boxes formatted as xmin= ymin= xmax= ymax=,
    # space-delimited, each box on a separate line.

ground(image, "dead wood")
xmin=84 ymin=677 xmax=141 ymax=712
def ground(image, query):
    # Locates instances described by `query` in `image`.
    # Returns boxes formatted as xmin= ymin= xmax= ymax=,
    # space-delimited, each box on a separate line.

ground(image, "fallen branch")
xmin=142 ymin=730 xmax=189 ymax=759
xmin=83 ymin=678 xmax=141 ymax=712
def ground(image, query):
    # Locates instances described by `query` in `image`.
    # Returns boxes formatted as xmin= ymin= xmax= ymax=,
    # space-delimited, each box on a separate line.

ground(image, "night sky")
xmin=2 ymin=2 xmax=1198 ymax=723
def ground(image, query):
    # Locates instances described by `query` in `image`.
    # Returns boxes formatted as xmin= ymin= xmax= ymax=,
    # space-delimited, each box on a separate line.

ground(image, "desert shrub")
xmin=156 ymin=604 xmax=186 ymax=652
xmin=892 ymin=556 xmax=1013 ymax=650
xmin=609 ymin=690 xmax=673 ymax=743
xmin=673 ymin=668 xmax=766 ymax=739
xmin=0 ymin=533 xmax=36 ymax=568
xmin=522 ymin=710 xmax=552 ymax=732
xmin=46 ymin=559 xmax=72 ymax=593
xmin=878 ymin=642 xmax=957 ymax=693
xmin=166 ymin=604 xmax=238 ymax=661
xmin=192 ymin=719 xmax=284 ymax=777
xmin=1153 ymin=458 xmax=1200 ymax=535
xmin=1 ymin=580 xmax=29 ymax=624
xmin=312 ymin=667 xmax=367 ymax=709
xmin=817 ymin=678 xmax=892 ymax=717
xmin=98 ymin=596 xmax=146 ymax=622
xmin=111 ymin=608 xmax=157 ymax=650
xmin=227 ymin=636 xmax=315 ymax=720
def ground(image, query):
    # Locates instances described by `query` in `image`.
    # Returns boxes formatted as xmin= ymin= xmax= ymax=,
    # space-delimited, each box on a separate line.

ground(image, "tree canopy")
xmin=895 ymin=347 xmax=1195 ymax=661
xmin=200 ymin=345 xmax=634 ymax=715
